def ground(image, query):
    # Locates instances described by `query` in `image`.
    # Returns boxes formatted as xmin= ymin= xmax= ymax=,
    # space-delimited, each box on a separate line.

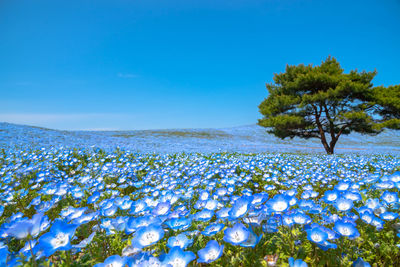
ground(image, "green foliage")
xmin=258 ymin=56 xmax=400 ymax=154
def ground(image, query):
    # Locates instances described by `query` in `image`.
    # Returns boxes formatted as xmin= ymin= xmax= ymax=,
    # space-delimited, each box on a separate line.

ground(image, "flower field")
xmin=1 ymin=148 xmax=400 ymax=266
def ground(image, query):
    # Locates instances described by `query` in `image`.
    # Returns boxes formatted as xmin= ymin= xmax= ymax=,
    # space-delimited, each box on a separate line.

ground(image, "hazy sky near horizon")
xmin=1 ymin=0 xmax=400 ymax=130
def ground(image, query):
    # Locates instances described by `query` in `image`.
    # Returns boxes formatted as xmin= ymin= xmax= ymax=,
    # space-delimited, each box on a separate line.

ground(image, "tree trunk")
xmin=321 ymin=139 xmax=333 ymax=155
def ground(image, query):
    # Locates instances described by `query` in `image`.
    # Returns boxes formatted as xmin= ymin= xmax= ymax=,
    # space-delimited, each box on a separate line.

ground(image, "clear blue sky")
xmin=1 ymin=0 xmax=399 ymax=130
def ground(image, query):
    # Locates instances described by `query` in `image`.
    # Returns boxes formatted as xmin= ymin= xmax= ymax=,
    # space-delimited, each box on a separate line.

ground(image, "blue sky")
xmin=1 ymin=0 xmax=399 ymax=130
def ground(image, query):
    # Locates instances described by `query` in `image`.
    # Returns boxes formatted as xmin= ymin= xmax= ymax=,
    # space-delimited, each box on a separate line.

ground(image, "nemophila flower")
xmin=197 ymin=240 xmax=224 ymax=263
xmin=199 ymin=190 xmax=210 ymax=201
xmin=73 ymin=232 xmax=96 ymax=249
xmin=161 ymin=247 xmax=196 ymax=267
xmin=6 ymin=212 xmax=47 ymax=239
xmin=202 ymin=223 xmax=224 ymax=236
xmin=252 ymin=193 xmax=269 ymax=206
xmin=380 ymin=211 xmax=398 ymax=221
xmin=152 ymin=202 xmax=171 ymax=216
xmin=324 ymin=227 xmax=340 ymax=240
xmin=371 ymin=217 xmax=385 ymax=230
xmin=74 ymin=211 xmax=99 ymax=225
xmin=317 ymin=240 xmax=337 ymax=251
xmin=240 ymin=227 xmax=262 ymax=248
xmin=344 ymin=191 xmax=362 ymax=202
xmin=164 ymin=217 xmax=192 ymax=231
xmin=118 ymin=197 xmax=133 ymax=211
xmin=288 ymin=196 xmax=298 ymax=206
xmin=333 ymin=221 xmax=360 ymax=239
xmin=29 ymin=196 xmax=41 ymax=207
xmin=112 ymin=217 xmax=127 ymax=232
xmin=100 ymin=218 xmax=116 ymax=235
xmin=352 ymin=257 xmax=371 ymax=267
xmin=292 ymin=212 xmax=311 ymax=225
xmin=19 ymin=240 xmax=37 ymax=260
xmin=360 ymin=210 xmax=375 ymax=224
xmin=375 ymin=180 xmax=395 ymax=190
xmin=381 ymin=191 xmax=398 ymax=205
xmin=36 ymin=221 xmax=78 ymax=257
xmin=130 ymin=200 xmax=148 ymax=215
xmin=289 ymin=257 xmax=308 ymax=267
xmin=389 ymin=171 xmax=400 ymax=182
xmin=63 ymin=207 xmax=88 ymax=221
xmin=268 ymin=194 xmax=290 ymax=213
xmin=282 ymin=214 xmax=294 ymax=227
xmin=101 ymin=204 xmax=118 ymax=217
xmin=87 ymin=192 xmax=100 ymax=204
xmin=94 ymin=255 xmax=127 ymax=267
xmin=167 ymin=233 xmax=193 ymax=249
xmin=365 ymin=198 xmax=381 ymax=210
xmin=301 ymin=190 xmax=318 ymax=199
xmin=334 ymin=198 xmax=354 ymax=212
xmin=306 ymin=225 xmax=328 ymax=244
xmin=136 ymin=256 xmax=167 ymax=267
xmin=335 ymin=181 xmax=351 ymax=191
xmin=216 ymin=207 xmax=231 ymax=219
xmin=223 ymin=223 xmax=249 ymax=245
xmin=132 ymin=224 xmax=164 ymax=247
xmin=204 ymin=199 xmax=219 ymax=211
xmin=229 ymin=196 xmax=253 ymax=219
xmin=0 ymin=243 xmax=9 ymax=266
xmin=193 ymin=210 xmax=214 ymax=222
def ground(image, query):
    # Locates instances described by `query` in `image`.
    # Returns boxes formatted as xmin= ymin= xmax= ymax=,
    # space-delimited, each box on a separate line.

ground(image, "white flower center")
xmin=235 ymin=204 xmax=247 ymax=217
xmin=338 ymin=202 xmax=350 ymax=210
xmin=311 ymin=233 xmax=322 ymax=242
xmin=232 ymin=230 xmax=245 ymax=242
xmin=170 ymin=258 xmax=186 ymax=267
xmin=205 ymin=249 xmax=218 ymax=261
xmin=51 ymin=233 xmax=69 ymax=248
xmin=339 ymin=226 xmax=350 ymax=236
xmin=140 ymin=231 xmax=159 ymax=246
xmin=327 ymin=194 xmax=337 ymax=201
xmin=272 ymin=201 xmax=287 ymax=212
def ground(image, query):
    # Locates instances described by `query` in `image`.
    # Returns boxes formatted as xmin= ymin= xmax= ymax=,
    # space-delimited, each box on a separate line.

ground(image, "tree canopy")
xmin=258 ymin=56 xmax=400 ymax=154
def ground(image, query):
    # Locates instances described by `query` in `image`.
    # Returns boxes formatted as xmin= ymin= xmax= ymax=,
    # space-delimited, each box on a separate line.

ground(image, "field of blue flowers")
xmin=1 ymin=147 xmax=400 ymax=266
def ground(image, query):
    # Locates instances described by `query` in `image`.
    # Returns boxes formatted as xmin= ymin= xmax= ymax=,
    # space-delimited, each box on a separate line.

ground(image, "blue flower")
xmin=333 ymin=221 xmax=360 ymax=239
xmin=292 ymin=212 xmax=312 ymax=225
xmin=162 ymin=247 xmax=196 ymax=267
xmin=334 ymin=198 xmax=354 ymax=212
xmin=6 ymin=212 xmax=46 ymax=239
xmin=94 ymin=255 xmax=127 ymax=267
xmin=164 ymin=217 xmax=192 ymax=231
xmin=268 ymin=194 xmax=291 ymax=213
xmin=352 ymin=257 xmax=371 ymax=267
xmin=167 ymin=233 xmax=193 ymax=249
xmin=36 ymin=221 xmax=78 ymax=257
xmin=197 ymin=240 xmax=224 ymax=263
xmin=240 ymin=227 xmax=262 ymax=248
xmin=380 ymin=211 xmax=398 ymax=221
xmin=202 ymin=223 xmax=224 ymax=236
xmin=306 ymin=225 xmax=328 ymax=244
xmin=229 ymin=196 xmax=253 ymax=219
xmin=132 ymin=223 xmax=164 ymax=247
xmin=289 ymin=257 xmax=308 ymax=267
xmin=0 ymin=243 xmax=9 ymax=266
xmin=193 ymin=210 xmax=214 ymax=222
xmin=381 ymin=191 xmax=398 ymax=205
xmin=317 ymin=240 xmax=337 ymax=251
xmin=223 ymin=223 xmax=250 ymax=245
xmin=322 ymin=190 xmax=339 ymax=203
xmin=152 ymin=201 xmax=171 ymax=216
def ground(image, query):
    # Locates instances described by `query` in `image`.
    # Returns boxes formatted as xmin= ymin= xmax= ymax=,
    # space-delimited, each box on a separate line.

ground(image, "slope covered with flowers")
xmin=1 ymin=148 xmax=400 ymax=266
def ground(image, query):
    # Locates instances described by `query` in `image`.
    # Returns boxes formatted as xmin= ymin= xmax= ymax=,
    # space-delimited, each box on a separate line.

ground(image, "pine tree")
xmin=258 ymin=56 xmax=400 ymax=154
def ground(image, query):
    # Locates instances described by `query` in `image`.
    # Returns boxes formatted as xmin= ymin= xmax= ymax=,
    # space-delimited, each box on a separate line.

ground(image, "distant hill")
xmin=0 ymin=122 xmax=399 ymax=154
